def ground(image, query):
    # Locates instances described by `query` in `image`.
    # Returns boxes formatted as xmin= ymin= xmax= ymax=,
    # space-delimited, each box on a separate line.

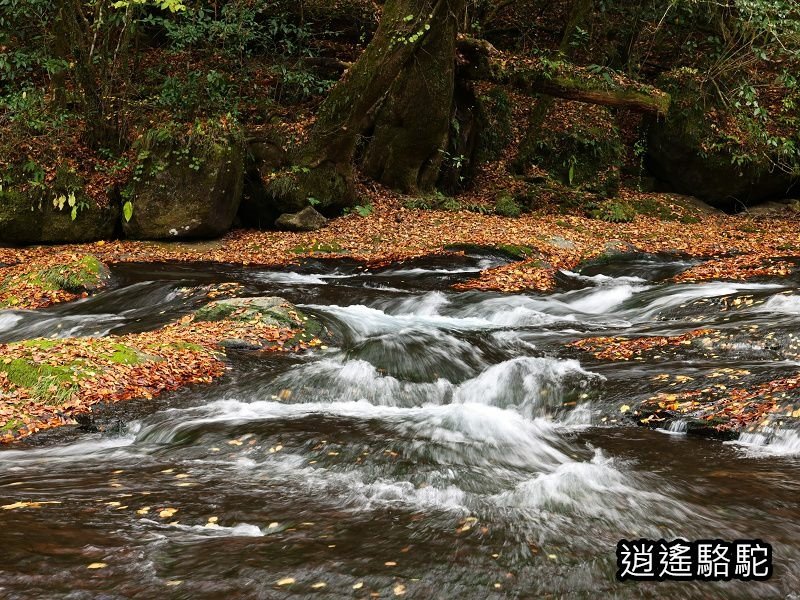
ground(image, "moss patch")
xmin=0 ymin=254 xmax=109 ymax=309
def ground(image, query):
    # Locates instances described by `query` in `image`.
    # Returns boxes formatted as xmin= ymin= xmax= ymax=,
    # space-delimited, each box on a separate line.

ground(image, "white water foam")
xmin=657 ymin=420 xmax=688 ymax=435
xmin=490 ymin=450 xmax=691 ymax=532
xmin=0 ymin=312 xmax=22 ymax=333
xmin=151 ymin=521 xmax=265 ymax=537
xmin=253 ymin=272 xmax=330 ymax=285
xmin=631 ymin=281 xmax=784 ymax=320
xmin=758 ymin=294 xmax=800 ymax=315
xmin=564 ymin=284 xmax=642 ymax=314
xmin=733 ymin=429 xmax=800 ymax=456
xmin=376 ymin=258 xmax=498 ymax=278
xmin=560 ymin=270 xmax=647 ymax=285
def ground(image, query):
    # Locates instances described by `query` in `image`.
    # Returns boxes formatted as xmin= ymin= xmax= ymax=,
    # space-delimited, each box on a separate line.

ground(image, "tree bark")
xmin=267 ymin=0 xmax=466 ymax=213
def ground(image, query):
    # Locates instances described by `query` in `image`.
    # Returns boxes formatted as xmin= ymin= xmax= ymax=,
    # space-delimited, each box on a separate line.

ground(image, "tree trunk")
xmin=266 ymin=0 xmax=465 ymax=214
xmin=57 ymin=0 xmax=121 ymax=150
xmin=359 ymin=0 xmax=460 ymax=193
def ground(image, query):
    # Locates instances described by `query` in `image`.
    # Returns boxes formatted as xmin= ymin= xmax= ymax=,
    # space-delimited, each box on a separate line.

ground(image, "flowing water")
xmin=1 ymin=252 xmax=800 ymax=599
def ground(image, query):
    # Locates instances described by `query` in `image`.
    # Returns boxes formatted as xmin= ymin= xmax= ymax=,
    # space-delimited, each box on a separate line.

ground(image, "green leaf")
xmin=568 ymin=163 xmax=575 ymax=185
xmin=355 ymin=204 xmax=373 ymax=217
xmin=71 ymin=206 xmax=78 ymax=221
xmin=123 ymin=201 xmax=134 ymax=222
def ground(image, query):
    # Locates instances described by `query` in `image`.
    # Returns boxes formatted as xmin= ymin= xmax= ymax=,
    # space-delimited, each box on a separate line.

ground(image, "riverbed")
xmin=1 ymin=252 xmax=799 ymax=598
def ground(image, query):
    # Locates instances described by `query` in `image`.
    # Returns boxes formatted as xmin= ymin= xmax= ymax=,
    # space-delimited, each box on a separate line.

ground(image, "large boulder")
xmin=647 ymin=68 xmax=798 ymax=210
xmin=0 ymin=166 xmax=118 ymax=245
xmin=122 ymin=121 xmax=245 ymax=240
xmin=262 ymin=161 xmax=355 ymax=216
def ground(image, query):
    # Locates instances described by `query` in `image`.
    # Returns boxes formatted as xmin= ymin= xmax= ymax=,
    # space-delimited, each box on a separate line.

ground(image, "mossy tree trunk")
xmin=359 ymin=0 xmax=461 ymax=193
xmin=268 ymin=0 xmax=465 ymax=213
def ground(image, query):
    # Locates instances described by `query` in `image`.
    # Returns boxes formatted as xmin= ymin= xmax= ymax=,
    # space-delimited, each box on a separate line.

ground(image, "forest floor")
xmin=2 ymin=190 xmax=800 ymax=442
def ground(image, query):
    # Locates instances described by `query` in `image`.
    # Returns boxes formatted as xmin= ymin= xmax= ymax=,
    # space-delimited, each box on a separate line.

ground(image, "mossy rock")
xmin=122 ymin=121 xmax=245 ymax=240
xmin=647 ymin=69 xmax=798 ymax=210
xmin=196 ymin=296 xmax=300 ymax=327
xmin=263 ymin=161 xmax=356 ymax=216
xmin=516 ymin=102 xmax=623 ymax=198
xmin=0 ymin=166 xmax=119 ymax=245
xmin=0 ymin=357 xmax=85 ymax=406
xmin=494 ymin=194 xmax=522 ymax=217
xmin=195 ymin=296 xmax=324 ymax=350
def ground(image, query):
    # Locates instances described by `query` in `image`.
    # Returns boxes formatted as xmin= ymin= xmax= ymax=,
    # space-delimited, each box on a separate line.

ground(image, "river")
xmin=1 ymin=251 xmax=799 ymax=599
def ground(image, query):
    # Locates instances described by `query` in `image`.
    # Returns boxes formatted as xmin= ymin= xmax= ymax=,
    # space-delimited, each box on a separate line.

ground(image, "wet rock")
xmin=746 ymin=199 xmax=798 ymax=218
xmin=546 ymin=235 xmax=576 ymax=250
xmin=602 ymin=240 xmax=638 ymax=255
xmin=122 ymin=122 xmax=245 ymax=240
xmin=195 ymin=296 xmax=297 ymax=327
xmin=275 ymin=206 xmax=327 ymax=232
xmin=194 ymin=295 xmax=325 ymax=350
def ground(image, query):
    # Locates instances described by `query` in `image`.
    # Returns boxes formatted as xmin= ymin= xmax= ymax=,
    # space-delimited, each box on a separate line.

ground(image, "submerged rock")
xmin=274 ymin=206 xmax=327 ymax=231
xmin=194 ymin=296 xmax=325 ymax=350
xmin=122 ymin=122 xmax=245 ymax=240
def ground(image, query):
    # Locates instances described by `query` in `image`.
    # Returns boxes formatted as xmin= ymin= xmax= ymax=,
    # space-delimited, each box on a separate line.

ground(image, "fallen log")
xmin=456 ymin=36 xmax=671 ymax=117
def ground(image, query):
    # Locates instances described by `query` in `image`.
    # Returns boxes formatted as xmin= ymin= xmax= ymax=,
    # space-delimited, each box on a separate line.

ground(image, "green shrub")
xmin=494 ymin=194 xmax=522 ymax=217
xmin=590 ymin=201 xmax=637 ymax=223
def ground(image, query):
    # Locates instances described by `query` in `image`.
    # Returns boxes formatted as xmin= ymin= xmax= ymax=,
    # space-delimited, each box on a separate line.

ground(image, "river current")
xmin=1 ymin=251 xmax=799 ymax=599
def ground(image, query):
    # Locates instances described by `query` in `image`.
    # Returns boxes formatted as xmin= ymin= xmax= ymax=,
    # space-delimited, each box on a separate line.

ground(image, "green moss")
xmin=1 ymin=418 xmax=23 ymax=433
xmin=194 ymin=303 xmax=239 ymax=322
xmin=494 ymin=194 xmax=522 ymax=217
xmin=590 ymin=201 xmax=637 ymax=223
xmin=403 ymin=197 xmax=437 ymax=210
xmin=0 ymin=357 xmax=83 ymax=405
xmin=104 ymin=343 xmax=144 ymax=365
xmin=518 ymin=104 xmax=623 ymax=198
xmin=45 ymin=255 xmax=105 ymax=292
xmin=169 ymin=341 xmax=204 ymax=352
xmin=195 ymin=299 xmax=300 ymax=328
xmin=0 ymin=255 xmax=107 ymax=301
xmin=22 ymin=339 xmax=61 ymax=349
xmin=496 ymin=244 xmax=536 ymax=259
